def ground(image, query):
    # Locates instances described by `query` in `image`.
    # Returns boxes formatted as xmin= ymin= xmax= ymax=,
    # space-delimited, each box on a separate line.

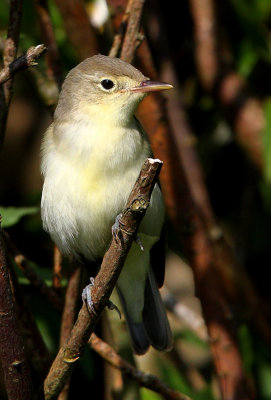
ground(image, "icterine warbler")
xmin=41 ymin=54 xmax=173 ymax=354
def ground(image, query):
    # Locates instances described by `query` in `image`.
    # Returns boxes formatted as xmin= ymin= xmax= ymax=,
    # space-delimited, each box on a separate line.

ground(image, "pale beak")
xmin=121 ymin=80 xmax=173 ymax=93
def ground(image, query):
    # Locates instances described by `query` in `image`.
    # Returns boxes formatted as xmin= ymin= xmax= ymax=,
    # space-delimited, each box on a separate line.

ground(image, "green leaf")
xmin=0 ymin=206 xmax=39 ymax=228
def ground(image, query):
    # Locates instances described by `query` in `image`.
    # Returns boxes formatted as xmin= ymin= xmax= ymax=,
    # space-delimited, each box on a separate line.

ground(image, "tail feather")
xmin=117 ymin=267 xmax=172 ymax=354
xmin=143 ymin=268 xmax=173 ymax=351
xmin=117 ymin=288 xmax=150 ymax=355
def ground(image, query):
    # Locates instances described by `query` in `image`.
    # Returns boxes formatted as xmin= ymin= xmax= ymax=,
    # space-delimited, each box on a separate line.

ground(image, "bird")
xmin=41 ymin=54 xmax=173 ymax=354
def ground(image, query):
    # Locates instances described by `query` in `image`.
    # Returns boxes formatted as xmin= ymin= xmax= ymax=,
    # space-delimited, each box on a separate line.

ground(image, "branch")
xmin=108 ymin=0 xmax=133 ymax=58
xmin=0 ymin=219 xmax=35 ymax=399
xmin=43 ymin=158 xmax=162 ymax=400
xmin=4 ymin=232 xmax=63 ymax=312
xmin=89 ymin=333 xmax=192 ymax=400
xmin=0 ymin=0 xmax=24 ymax=153
xmin=34 ymin=0 xmax=63 ymax=88
xmin=188 ymin=0 xmax=218 ymax=91
xmin=6 ymin=253 xmax=51 ymax=385
xmin=58 ymin=262 xmax=83 ymax=400
xmin=120 ymin=0 xmax=145 ymax=64
xmin=53 ymin=245 xmax=62 ymax=291
xmin=0 ymin=44 xmax=47 ymax=85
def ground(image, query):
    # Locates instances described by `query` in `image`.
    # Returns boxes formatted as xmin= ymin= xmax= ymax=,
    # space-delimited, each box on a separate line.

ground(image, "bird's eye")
xmin=100 ymin=79 xmax=115 ymax=90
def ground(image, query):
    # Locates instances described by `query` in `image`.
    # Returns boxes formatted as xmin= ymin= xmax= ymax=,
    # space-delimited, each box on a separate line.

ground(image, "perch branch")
xmin=89 ymin=333 xmax=192 ymax=400
xmin=43 ymin=158 xmax=162 ymax=399
xmin=0 ymin=44 xmax=47 ymax=85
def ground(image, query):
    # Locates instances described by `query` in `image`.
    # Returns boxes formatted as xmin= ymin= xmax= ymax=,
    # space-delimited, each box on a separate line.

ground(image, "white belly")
xmin=41 ymin=123 xmax=164 ymax=260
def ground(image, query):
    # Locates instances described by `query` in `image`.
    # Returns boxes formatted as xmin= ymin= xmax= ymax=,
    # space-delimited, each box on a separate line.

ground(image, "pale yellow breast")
xmin=41 ymin=118 xmax=152 ymax=259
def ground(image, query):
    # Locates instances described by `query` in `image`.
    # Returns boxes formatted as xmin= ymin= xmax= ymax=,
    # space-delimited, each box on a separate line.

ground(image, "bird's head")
xmin=55 ymin=54 xmax=172 ymax=126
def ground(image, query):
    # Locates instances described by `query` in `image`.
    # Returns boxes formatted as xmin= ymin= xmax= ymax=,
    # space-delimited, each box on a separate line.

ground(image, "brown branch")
xmin=0 ymin=0 xmax=24 ymax=154
xmin=89 ymin=333 xmax=192 ymax=400
xmin=0 ymin=44 xmax=47 ymax=85
xmin=4 ymin=232 xmax=63 ymax=312
xmin=189 ymin=0 xmax=218 ymax=91
xmin=120 ymin=0 xmax=145 ymax=64
xmin=34 ymin=0 xmax=63 ymax=88
xmin=6 ymin=254 xmax=51 ymax=386
xmin=59 ymin=262 xmax=83 ymax=346
xmin=58 ymin=262 xmax=83 ymax=400
xmin=43 ymin=158 xmax=162 ymax=399
xmin=0 ymin=220 xmax=35 ymax=399
xmin=53 ymin=245 xmax=63 ymax=291
xmin=108 ymin=0 xmax=133 ymax=58
xmin=53 ymin=0 xmax=99 ymax=61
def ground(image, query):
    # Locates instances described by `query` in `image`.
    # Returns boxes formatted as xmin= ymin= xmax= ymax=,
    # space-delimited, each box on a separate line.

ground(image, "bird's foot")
xmin=82 ymin=278 xmax=122 ymax=318
xmin=107 ymin=300 xmax=122 ymax=319
xmin=111 ymin=213 xmax=123 ymax=242
xmin=82 ymin=277 xmax=96 ymax=315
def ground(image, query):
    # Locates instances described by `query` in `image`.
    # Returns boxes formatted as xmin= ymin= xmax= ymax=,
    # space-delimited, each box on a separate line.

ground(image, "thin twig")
xmin=0 ymin=0 xmax=24 ymax=154
xmin=34 ymin=0 xmax=63 ymax=88
xmin=4 ymin=232 xmax=63 ymax=312
xmin=0 ymin=44 xmax=47 ymax=85
xmin=58 ymin=262 xmax=83 ymax=400
xmin=109 ymin=0 xmax=133 ymax=58
xmin=120 ymin=0 xmax=145 ymax=64
xmin=0 ymin=220 xmax=35 ymax=399
xmin=89 ymin=333 xmax=192 ymax=400
xmin=188 ymin=0 xmax=218 ymax=91
xmin=43 ymin=159 xmax=162 ymax=400
xmin=59 ymin=262 xmax=83 ymax=346
xmin=53 ymin=245 xmax=63 ymax=291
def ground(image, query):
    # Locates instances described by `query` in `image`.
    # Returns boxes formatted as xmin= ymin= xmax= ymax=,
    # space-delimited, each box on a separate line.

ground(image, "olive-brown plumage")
xmin=41 ymin=54 xmax=173 ymax=354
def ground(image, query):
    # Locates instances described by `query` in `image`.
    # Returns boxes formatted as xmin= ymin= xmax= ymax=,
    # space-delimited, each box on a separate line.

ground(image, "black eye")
xmin=101 ymin=79 xmax=114 ymax=90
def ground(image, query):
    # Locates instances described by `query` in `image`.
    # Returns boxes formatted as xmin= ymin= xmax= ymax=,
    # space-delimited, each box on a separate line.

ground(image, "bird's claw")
xmin=107 ymin=300 xmax=122 ymax=319
xmin=82 ymin=277 xmax=96 ymax=315
xmin=112 ymin=213 xmax=123 ymax=242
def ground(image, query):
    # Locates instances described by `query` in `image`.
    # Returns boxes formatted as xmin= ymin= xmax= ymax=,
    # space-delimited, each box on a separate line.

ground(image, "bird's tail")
xmin=117 ymin=268 xmax=172 ymax=355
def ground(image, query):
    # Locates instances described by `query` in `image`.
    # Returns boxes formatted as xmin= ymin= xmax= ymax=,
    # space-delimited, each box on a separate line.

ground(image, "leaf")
xmin=0 ymin=206 xmax=39 ymax=228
